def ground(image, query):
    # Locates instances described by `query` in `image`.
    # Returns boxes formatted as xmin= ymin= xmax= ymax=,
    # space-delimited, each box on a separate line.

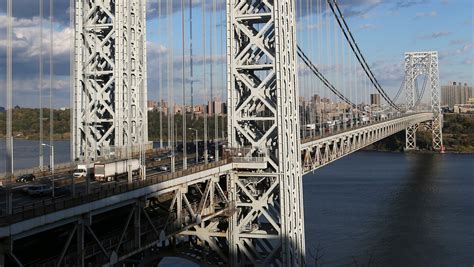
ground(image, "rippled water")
xmin=0 ymin=139 xmax=70 ymax=173
xmin=304 ymin=151 xmax=474 ymax=266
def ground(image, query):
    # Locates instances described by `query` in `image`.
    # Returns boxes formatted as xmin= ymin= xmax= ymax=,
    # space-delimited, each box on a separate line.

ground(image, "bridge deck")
xmin=0 ymin=160 xmax=233 ymax=238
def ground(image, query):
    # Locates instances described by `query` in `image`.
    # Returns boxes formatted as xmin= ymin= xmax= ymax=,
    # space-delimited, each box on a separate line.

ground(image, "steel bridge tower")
xmin=404 ymin=51 xmax=443 ymax=150
xmin=227 ymin=0 xmax=305 ymax=265
xmin=72 ymin=0 xmax=149 ymax=161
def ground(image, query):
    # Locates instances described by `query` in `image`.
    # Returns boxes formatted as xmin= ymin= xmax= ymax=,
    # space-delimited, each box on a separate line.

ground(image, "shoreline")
xmin=363 ymin=148 xmax=474 ymax=154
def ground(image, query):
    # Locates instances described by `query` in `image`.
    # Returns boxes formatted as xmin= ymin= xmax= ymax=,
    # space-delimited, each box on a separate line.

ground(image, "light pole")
xmin=188 ymin=128 xmax=199 ymax=163
xmin=41 ymin=143 xmax=55 ymax=197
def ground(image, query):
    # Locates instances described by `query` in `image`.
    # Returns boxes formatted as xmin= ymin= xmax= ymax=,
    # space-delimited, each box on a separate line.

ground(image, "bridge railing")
xmin=0 ymin=159 xmax=232 ymax=226
xmin=300 ymin=112 xmax=424 ymax=144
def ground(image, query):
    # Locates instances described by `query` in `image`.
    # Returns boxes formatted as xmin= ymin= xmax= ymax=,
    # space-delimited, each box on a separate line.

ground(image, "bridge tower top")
xmin=72 ymin=0 xmax=149 ymax=162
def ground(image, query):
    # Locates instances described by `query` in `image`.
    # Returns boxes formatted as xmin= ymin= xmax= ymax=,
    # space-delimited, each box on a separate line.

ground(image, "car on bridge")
xmin=15 ymin=174 xmax=36 ymax=183
xmin=27 ymin=185 xmax=52 ymax=197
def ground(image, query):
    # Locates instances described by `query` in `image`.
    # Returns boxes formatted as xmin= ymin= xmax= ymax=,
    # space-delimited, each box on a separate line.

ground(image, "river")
xmin=304 ymin=151 xmax=473 ymax=266
xmin=1 ymin=140 xmax=473 ymax=265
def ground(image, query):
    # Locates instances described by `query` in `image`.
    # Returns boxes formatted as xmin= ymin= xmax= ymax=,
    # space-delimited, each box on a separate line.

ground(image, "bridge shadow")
xmin=361 ymin=153 xmax=447 ymax=266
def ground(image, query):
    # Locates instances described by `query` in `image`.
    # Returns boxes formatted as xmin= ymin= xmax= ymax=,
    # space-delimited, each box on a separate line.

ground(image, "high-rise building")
xmin=370 ymin=93 xmax=381 ymax=107
xmin=208 ymin=97 xmax=223 ymax=115
xmin=441 ymin=82 xmax=474 ymax=108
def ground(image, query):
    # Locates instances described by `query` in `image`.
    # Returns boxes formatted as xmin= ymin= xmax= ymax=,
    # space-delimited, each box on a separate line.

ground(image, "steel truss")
xmin=227 ymin=0 xmax=305 ymax=265
xmin=73 ymin=0 xmax=148 ymax=161
xmin=302 ymin=113 xmax=434 ymax=173
xmin=404 ymin=52 xmax=443 ymax=150
xmin=4 ymin=173 xmax=231 ymax=266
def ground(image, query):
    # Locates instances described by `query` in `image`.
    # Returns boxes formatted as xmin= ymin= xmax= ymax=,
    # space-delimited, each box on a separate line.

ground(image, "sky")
xmin=0 ymin=0 xmax=472 ymax=108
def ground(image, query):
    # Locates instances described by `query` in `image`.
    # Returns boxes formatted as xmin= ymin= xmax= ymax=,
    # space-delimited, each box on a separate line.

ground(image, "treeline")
xmin=368 ymin=114 xmax=474 ymax=152
xmin=0 ymin=108 xmax=70 ymax=140
xmin=0 ymin=108 xmax=228 ymax=141
xmin=148 ymin=111 xmax=228 ymax=140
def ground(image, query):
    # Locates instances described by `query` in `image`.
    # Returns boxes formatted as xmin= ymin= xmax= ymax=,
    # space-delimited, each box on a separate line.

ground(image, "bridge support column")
xmin=405 ymin=124 xmax=418 ymax=150
xmin=227 ymin=0 xmax=305 ymax=265
xmin=73 ymin=0 xmax=149 ymax=160
xmin=0 ymin=239 xmax=8 ymax=267
xmin=134 ymin=200 xmax=143 ymax=249
xmin=77 ymin=220 xmax=85 ymax=267
xmin=404 ymin=51 xmax=443 ymax=151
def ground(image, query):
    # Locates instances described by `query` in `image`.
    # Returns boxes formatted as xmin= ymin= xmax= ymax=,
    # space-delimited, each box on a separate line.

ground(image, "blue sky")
xmin=0 ymin=0 xmax=472 ymax=108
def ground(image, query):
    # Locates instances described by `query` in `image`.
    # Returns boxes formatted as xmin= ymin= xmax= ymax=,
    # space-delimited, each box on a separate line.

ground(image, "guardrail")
xmin=301 ymin=112 xmax=433 ymax=145
xmin=0 ymin=147 xmax=170 ymax=182
xmin=232 ymin=157 xmax=266 ymax=163
xmin=0 ymin=159 xmax=232 ymax=226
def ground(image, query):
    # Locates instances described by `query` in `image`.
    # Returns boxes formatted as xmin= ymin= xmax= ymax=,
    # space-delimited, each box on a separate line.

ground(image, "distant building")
xmin=0 ymin=107 xmax=5 ymax=113
xmin=208 ymin=97 xmax=223 ymax=115
xmin=454 ymin=104 xmax=474 ymax=114
xmin=147 ymin=100 xmax=158 ymax=111
xmin=370 ymin=93 xmax=381 ymax=107
xmin=441 ymin=82 xmax=474 ymax=108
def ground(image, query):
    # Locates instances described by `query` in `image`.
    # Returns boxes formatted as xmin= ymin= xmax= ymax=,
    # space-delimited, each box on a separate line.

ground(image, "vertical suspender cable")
xmin=49 ymin=0 xmax=54 ymax=159
xmin=189 ymin=0 xmax=194 ymax=121
xmin=49 ymin=0 xmax=55 ymax=196
xmin=166 ymin=0 xmax=171 ymax=150
xmin=69 ymin=0 xmax=75 ymax=195
xmin=220 ymin=2 xmax=225 ymax=142
xmin=6 ymin=0 xmax=13 ymax=214
xmin=69 ymin=0 xmax=74 ymax=162
xmin=181 ymin=0 xmax=187 ymax=169
xmin=157 ymin=0 xmax=163 ymax=149
xmin=302 ymin=0 xmax=307 ymax=139
xmin=317 ymin=0 xmax=322 ymax=136
xmin=332 ymin=0 xmax=337 ymax=125
xmin=311 ymin=0 xmax=316 ymax=136
xmin=212 ymin=0 xmax=219 ymax=161
xmin=209 ymin=0 xmax=213 ymax=154
xmin=167 ymin=0 xmax=175 ymax=171
xmin=202 ymin=0 xmax=208 ymax=163
xmin=171 ymin=0 xmax=175 ymax=171
xmin=324 ymin=0 xmax=330 ymax=135
xmin=39 ymin=0 xmax=44 ymax=170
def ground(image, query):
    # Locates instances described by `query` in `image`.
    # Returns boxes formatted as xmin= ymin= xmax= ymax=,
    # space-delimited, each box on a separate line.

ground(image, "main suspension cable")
xmin=297 ymin=46 xmax=356 ymax=108
xmin=328 ymin=0 xmax=400 ymax=110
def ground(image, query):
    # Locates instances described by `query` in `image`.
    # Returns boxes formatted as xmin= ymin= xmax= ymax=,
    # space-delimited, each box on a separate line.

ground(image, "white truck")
xmin=94 ymin=159 xmax=140 ymax=182
xmin=306 ymin=124 xmax=316 ymax=131
xmin=73 ymin=163 xmax=94 ymax=179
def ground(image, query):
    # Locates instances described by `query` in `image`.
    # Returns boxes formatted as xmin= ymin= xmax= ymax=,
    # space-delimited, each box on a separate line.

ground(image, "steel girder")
xmin=10 ymin=173 xmax=231 ymax=266
xmin=404 ymin=52 xmax=443 ymax=150
xmin=227 ymin=0 xmax=305 ymax=265
xmin=73 ymin=0 xmax=148 ymax=161
xmin=301 ymin=113 xmax=434 ymax=173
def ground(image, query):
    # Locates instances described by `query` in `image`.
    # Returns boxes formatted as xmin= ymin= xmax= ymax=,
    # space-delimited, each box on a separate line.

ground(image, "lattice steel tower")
xmin=227 ymin=0 xmax=305 ymax=265
xmin=405 ymin=51 xmax=443 ymax=150
xmin=72 ymin=0 xmax=148 ymax=161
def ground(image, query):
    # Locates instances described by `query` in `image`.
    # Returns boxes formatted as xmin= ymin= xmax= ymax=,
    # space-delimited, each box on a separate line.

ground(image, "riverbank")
xmin=366 ymin=113 xmax=474 ymax=153
xmin=2 ymin=109 xmax=473 ymax=152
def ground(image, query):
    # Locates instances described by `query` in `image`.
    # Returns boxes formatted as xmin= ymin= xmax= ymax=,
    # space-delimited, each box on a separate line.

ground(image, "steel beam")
xmin=73 ymin=0 xmax=148 ymax=161
xmin=227 ymin=0 xmax=305 ymax=265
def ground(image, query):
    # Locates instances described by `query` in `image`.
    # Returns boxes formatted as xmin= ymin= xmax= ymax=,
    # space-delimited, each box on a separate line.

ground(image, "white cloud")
xmin=415 ymin=11 xmax=437 ymax=18
xmin=418 ymin=31 xmax=451 ymax=39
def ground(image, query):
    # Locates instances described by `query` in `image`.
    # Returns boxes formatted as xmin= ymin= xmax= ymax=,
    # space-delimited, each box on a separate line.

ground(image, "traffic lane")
xmin=0 ymin=156 xmax=211 ymax=212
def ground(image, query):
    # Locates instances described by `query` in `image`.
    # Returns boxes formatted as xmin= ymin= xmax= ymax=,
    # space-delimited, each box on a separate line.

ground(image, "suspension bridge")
xmin=1 ymin=0 xmax=443 ymax=266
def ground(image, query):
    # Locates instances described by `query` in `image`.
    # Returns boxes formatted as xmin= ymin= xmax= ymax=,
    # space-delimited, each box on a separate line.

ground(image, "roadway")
xmin=0 ymin=151 xmax=214 ymax=216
